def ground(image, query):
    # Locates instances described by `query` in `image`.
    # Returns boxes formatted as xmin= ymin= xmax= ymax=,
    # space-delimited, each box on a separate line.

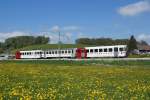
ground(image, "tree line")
xmin=0 ymin=35 xmax=148 ymax=54
xmin=75 ymin=38 xmax=129 ymax=46
xmin=0 ymin=36 xmax=49 ymax=53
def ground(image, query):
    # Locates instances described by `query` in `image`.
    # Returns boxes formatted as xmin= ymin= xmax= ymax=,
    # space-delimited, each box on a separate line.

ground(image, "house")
xmin=137 ymin=45 xmax=150 ymax=54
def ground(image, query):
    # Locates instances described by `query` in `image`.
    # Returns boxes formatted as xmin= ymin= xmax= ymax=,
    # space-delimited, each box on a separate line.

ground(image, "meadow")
xmin=0 ymin=60 xmax=150 ymax=100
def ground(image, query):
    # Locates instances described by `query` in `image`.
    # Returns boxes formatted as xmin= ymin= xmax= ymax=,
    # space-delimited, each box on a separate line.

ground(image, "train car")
xmin=85 ymin=45 xmax=127 ymax=58
xmin=15 ymin=45 xmax=127 ymax=59
xmin=44 ymin=48 xmax=76 ymax=58
xmin=16 ymin=50 xmax=44 ymax=59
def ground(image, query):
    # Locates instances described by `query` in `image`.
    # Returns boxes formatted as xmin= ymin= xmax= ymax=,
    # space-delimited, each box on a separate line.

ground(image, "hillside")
xmin=12 ymin=44 xmax=90 ymax=54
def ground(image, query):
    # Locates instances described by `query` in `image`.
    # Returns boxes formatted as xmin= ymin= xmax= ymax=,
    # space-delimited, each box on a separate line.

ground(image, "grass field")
xmin=0 ymin=60 xmax=150 ymax=99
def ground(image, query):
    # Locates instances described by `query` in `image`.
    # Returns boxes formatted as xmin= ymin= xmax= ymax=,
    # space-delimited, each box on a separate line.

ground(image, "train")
xmin=15 ymin=45 xmax=127 ymax=59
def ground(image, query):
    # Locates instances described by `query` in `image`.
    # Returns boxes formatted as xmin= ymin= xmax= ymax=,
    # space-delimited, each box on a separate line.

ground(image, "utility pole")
xmin=58 ymin=31 xmax=61 ymax=60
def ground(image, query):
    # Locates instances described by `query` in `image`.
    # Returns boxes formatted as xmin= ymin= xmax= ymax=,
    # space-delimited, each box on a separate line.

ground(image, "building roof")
xmin=137 ymin=44 xmax=150 ymax=50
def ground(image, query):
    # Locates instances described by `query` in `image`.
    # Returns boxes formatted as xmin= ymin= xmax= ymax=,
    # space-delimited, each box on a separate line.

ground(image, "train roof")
xmin=19 ymin=50 xmax=43 ymax=52
xmin=19 ymin=48 xmax=76 ymax=52
xmin=85 ymin=45 xmax=127 ymax=49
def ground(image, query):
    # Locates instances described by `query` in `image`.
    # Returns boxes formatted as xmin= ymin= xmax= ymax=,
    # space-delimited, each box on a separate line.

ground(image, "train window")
xmin=58 ymin=51 xmax=61 ymax=54
xmin=65 ymin=50 xmax=67 ymax=54
xmin=99 ymin=49 xmax=103 ymax=52
xmin=95 ymin=49 xmax=98 ymax=52
xmin=114 ymin=47 xmax=118 ymax=52
xmin=109 ymin=48 xmax=112 ymax=52
xmin=119 ymin=48 xmax=123 ymax=51
xmin=104 ymin=48 xmax=107 ymax=52
xmin=52 ymin=51 xmax=54 ymax=54
xmin=68 ymin=50 xmax=71 ymax=53
xmin=90 ymin=49 xmax=93 ymax=53
xmin=55 ymin=51 xmax=57 ymax=54
xmin=62 ymin=51 xmax=64 ymax=54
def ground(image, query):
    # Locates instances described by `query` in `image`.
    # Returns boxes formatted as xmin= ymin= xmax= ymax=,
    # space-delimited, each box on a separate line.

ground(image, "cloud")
xmin=62 ymin=26 xmax=80 ymax=31
xmin=137 ymin=34 xmax=150 ymax=44
xmin=0 ymin=25 xmax=81 ymax=43
xmin=50 ymin=25 xmax=60 ymax=32
xmin=117 ymin=1 xmax=150 ymax=16
xmin=0 ymin=31 xmax=30 ymax=42
xmin=64 ymin=32 xmax=72 ymax=40
xmin=46 ymin=32 xmax=73 ymax=44
xmin=77 ymin=32 xmax=87 ymax=38
xmin=38 ymin=30 xmax=74 ymax=44
xmin=50 ymin=25 xmax=80 ymax=32
xmin=48 ymin=25 xmax=82 ymax=43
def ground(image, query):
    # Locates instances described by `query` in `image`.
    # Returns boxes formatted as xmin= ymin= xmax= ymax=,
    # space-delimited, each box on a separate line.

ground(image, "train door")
xmin=43 ymin=51 xmax=46 ymax=58
xmin=38 ymin=52 xmax=42 ymax=58
xmin=15 ymin=51 xmax=21 ymax=59
xmin=114 ymin=47 xmax=118 ymax=57
xmin=40 ymin=51 xmax=46 ymax=58
xmin=76 ymin=48 xmax=87 ymax=59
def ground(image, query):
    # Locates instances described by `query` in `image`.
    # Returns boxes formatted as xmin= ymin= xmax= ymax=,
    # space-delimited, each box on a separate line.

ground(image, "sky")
xmin=0 ymin=0 xmax=150 ymax=44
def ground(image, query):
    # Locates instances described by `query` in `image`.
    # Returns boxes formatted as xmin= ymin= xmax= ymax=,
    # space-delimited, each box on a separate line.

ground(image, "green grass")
xmin=3 ymin=60 xmax=150 ymax=66
xmin=0 ymin=60 xmax=150 ymax=99
xmin=128 ymin=54 xmax=150 ymax=58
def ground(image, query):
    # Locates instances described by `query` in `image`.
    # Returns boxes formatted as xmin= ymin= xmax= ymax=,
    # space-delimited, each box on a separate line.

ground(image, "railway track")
xmin=3 ymin=58 xmax=150 ymax=61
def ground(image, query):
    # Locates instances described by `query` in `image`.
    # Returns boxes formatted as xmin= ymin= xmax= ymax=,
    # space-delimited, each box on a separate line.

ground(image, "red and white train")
xmin=15 ymin=45 xmax=127 ymax=59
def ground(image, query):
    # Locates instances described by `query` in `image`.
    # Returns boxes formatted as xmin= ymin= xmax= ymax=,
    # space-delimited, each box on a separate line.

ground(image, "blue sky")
xmin=0 ymin=0 xmax=150 ymax=44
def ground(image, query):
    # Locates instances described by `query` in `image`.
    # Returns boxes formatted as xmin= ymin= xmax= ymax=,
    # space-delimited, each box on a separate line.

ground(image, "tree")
xmin=0 ymin=42 xmax=4 ymax=53
xmin=127 ymin=35 xmax=137 ymax=53
xmin=76 ymin=38 xmax=129 ymax=46
xmin=140 ymin=40 xmax=149 ymax=46
xmin=35 ymin=36 xmax=49 ymax=44
xmin=4 ymin=36 xmax=49 ymax=50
